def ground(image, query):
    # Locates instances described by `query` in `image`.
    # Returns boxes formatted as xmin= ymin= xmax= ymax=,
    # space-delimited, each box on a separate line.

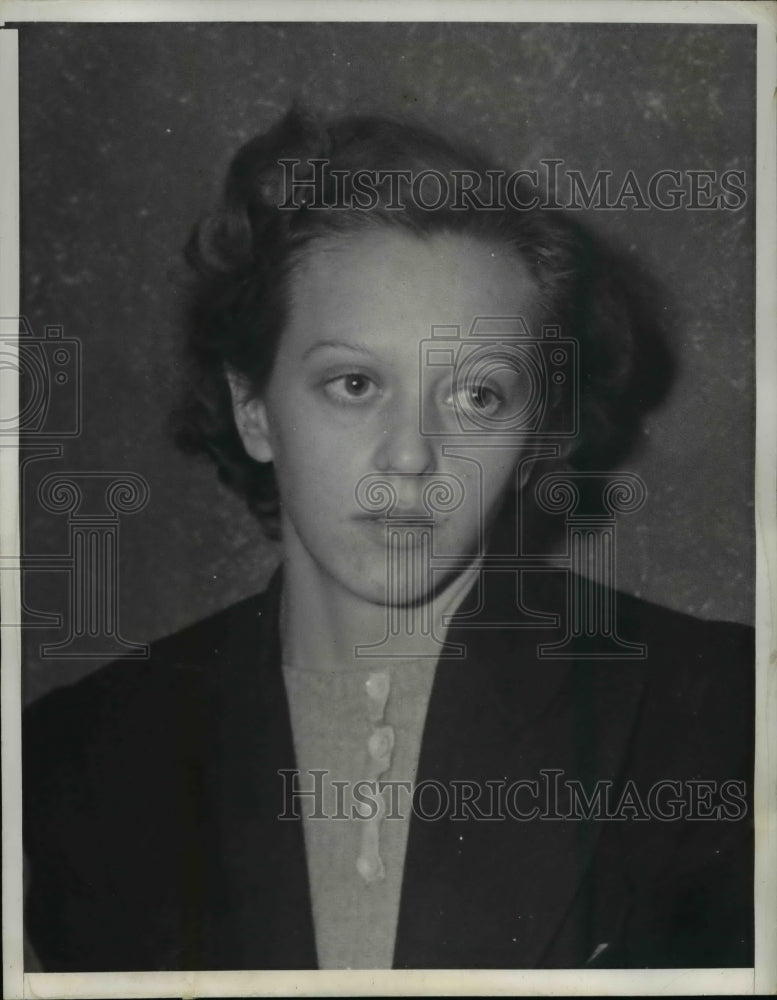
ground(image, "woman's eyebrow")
xmin=302 ymin=340 xmax=373 ymax=360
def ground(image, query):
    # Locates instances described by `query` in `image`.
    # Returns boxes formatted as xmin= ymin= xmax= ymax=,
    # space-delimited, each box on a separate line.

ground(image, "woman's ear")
xmin=226 ymin=371 xmax=275 ymax=464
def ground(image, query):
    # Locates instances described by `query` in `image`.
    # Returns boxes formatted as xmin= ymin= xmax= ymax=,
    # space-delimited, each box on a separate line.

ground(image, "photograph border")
xmin=1 ymin=2 xmax=775 ymax=997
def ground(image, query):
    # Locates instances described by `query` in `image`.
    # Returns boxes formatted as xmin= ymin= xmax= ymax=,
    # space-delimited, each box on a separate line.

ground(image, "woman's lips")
xmin=354 ymin=509 xmax=436 ymax=522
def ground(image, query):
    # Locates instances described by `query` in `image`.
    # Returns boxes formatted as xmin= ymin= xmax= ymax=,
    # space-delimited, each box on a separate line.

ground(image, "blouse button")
xmin=368 ymin=725 xmax=395 ymax=768
xmin=356 ymin=852 xmax=386 ymax=884
xmin=365 ymin=671 xmax=390 ymax=723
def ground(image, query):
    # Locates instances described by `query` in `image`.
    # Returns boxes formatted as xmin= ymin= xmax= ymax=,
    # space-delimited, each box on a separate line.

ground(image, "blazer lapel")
xmin=206 ymin=573 xmax=318 ymax=969
xmin=394 ymin=570 xmax=647 ymax=968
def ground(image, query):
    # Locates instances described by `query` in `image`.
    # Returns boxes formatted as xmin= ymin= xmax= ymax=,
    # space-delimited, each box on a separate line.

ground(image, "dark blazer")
xmin=23 ymin=569 xmax=754 ymax=971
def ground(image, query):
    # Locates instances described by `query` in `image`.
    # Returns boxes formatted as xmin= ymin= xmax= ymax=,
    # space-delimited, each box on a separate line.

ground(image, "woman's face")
xmin=232 ymin=227 xmax=541 ymax=606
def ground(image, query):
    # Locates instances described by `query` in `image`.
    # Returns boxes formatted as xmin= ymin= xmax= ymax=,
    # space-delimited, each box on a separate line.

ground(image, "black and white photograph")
xmin=1 ymin=2 xmax=775 ymax=997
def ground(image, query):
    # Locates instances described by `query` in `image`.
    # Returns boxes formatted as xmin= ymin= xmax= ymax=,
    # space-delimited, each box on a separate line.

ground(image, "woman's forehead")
xmin=284 ymin=228 xmax=540 ymax=348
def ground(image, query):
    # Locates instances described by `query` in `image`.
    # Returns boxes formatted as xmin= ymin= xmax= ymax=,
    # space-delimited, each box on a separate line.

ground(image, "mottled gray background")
xmin=16 ymin=22 xmax=755 ymax=704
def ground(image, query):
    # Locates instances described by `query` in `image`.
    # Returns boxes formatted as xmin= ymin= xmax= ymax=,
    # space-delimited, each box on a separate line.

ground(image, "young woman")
xmin=23 ymin=109 xmax=754 ymax=971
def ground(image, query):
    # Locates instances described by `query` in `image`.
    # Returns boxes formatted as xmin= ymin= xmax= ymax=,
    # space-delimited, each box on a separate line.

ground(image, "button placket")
xmin=356 ymin=670 xmax=394 ymax=883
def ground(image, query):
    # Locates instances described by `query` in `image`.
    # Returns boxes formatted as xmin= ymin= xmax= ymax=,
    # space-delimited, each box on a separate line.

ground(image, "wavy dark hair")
xmin=174 ymin=106 xmax=674 ymax=538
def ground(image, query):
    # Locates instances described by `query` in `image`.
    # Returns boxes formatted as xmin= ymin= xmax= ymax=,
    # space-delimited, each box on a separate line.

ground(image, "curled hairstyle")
xmin=175 ymin=107 xmax=673 ymax=537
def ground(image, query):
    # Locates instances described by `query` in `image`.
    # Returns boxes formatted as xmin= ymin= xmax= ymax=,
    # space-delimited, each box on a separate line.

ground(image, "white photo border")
xmin=1 ymin=2 xmax=775 ymax=998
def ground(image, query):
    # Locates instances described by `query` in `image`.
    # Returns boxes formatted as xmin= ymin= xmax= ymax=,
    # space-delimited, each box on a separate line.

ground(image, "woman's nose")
xmin=373 ymin=402 xmax=436 ymax=474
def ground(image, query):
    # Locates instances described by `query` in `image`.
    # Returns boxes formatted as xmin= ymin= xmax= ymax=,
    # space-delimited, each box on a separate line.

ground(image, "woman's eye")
xmin=455 ymin=383 xmax=502 ymax=415
xmin=324 ymin=373 xmax=377 ymax=403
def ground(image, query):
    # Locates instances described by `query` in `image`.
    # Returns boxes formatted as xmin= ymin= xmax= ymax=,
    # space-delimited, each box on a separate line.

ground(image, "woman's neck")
xmin=279 ymin=527 xmax=480 ymax=672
